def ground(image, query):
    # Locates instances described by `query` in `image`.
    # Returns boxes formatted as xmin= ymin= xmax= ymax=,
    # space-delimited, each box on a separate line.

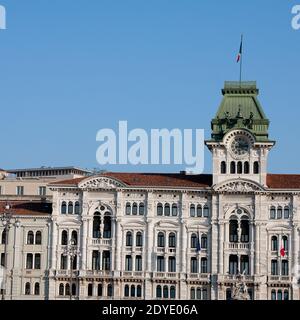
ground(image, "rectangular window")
xmin=0 ymin=186 xmax=2 ymax=195
xmin=1 ymin=253 xmax=5 ymax=267
xmin=125 ymin=255 xmax=132 ymax=271
xmin=271 ymin=260 xmax=278 ymax=275
xmin=168 ymin=257 xmax=176 ymax=273
xmin=157 ymin=256 xmax=165 ymax=272
xmin=39 ymin=186 xmax=46 ymax=196
xmin=35 ymin=254 xmax=41 ymax=269
xmin=191 ymin=258 xmax=198 ymax=274
xmin=102 ymin=251 xmax=110 ymax=271
xmin=17 ymin=186 xmax=24 ymax=196
xmin=26 ymin=253 xmax=33 ymax=269
xmin=135 ymin=256 xmax=142 ymax=271
xmin=92 ymin=251 xmax=100 ymax=270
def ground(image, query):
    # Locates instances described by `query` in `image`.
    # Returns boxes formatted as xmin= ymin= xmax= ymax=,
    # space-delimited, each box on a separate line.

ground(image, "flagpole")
xmin=239 ymin=34 xmax=243 ymax=86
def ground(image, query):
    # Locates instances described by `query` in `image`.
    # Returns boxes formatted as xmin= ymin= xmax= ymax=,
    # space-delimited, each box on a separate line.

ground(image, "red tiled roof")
xmin=52 ymin=172 xmax=213 ymax=188
xmin=267 ymin=174 xmax=300 ymax=189
xmin=52 ymin=172 xmax=300 ymax=190
xmin=0 ymin=201 xmax=52 ymax=216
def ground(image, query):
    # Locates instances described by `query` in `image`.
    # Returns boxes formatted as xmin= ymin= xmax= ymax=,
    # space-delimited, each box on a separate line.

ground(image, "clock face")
xmin=230 ymin=136 xmax=250 ymax=156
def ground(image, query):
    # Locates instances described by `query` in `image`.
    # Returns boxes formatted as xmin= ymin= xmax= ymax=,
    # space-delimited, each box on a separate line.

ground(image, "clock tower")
xmin=206 ymin=81 xmax=275 ymax=186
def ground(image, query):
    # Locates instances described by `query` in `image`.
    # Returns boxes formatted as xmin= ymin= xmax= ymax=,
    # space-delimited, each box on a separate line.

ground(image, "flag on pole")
xmin=196 ymin=232 xmax=201 ymax=253
xmin=280 ymin=237 xmax=285 ymax=257
xmin=236 ymin=35 xmax=243 ymax=63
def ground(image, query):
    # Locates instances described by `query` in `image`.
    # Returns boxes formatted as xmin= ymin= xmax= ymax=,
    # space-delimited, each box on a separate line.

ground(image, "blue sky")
xmin=0 ymin=0 xmax=299 ymax=173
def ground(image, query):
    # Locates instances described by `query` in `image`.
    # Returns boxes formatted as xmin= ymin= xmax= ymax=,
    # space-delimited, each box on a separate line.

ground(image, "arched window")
xmin=229 ymin=218 xmax=238 ymax=243
xmin=88 ymin=284 xmax=93 ymax=296
xmin=156 ymin=285 xmax=162 ymax=298
xmin=157 ymin=232 xmax=165 ymax=247
xmin=139 ymin=203 xmax=145 ymax=215
xmin=164 ymin=203 xmax=170 ymax=216
xmin=271 ymin=290 xmax=276 ymax=300
xmin=137 ymin=285 xmax=142 ymax=298
xmin=283 ymin=236 xmax=288 ymax=252
xmin=157 ymin=203 xmax=163 ymax=216
xmin=107 ymin=284 xmax=113 ymax=297
xmin=65 ymin=284 xmax=70 ymax=296
xmin=284 ymin=290 xmax=289 ymax=301
xmin=126 ymin=231 xmax=133 ymax=247
xmin=277 ymin=206 xmax=283 ymax=219
xmin=202 ymin=288 xmax=208 ymax=300
xmin=72 ymin=283 xmax=76 ymax=296
xmin=241 ymin=218 xmax=249 ymax=243
xmin=271 ymin=260 xmax=278 ymax=275
xmin=35 ymin=231 xmax=42 ymax=245
xmin=1 ymin=229 xmax=6 ymax=244
xmin=221 ymin=161 xmax=226 ymax=174
xmin=136 ymin=232 xmax=143 ymax=247
xmin=130 ymin=285 xmax=135 ymax=297
xmin=132 ymin=203 xmax=138 ymax=215
xmin=170 ymin=286 xmax=176 ymax=299
xmin=277 ymin=290 xmax=283 ymax=301
xmin=93 ymin=212 xmax=101 ymax=239
xmin=98 ymin=284 xmax=103 ymax=297
xmin=271 ymin=236 xmax=278 ymax=251
xmin=163 ymin=286 xmax=169 ymax=299
xmin=203 ymin=205 xmax=209 ymax=217
xmin=74 ymin=201 xmax=80 ymax=215
xmin=103 ymin=215 xmax=111 ymax=238
xmin=71 ymin=230 xmax=78 ymax=245
xmin=201 ymin=258 xmax=208 ymax=273
xmin=172 ymin=204 xmax=178 ymax=216
xmin=25 ymin=282 xmax=31 ymax=295
xmin=126 ymin=203 xmax=131 ymax=215
xmin=168 ymin=232 xmax=176 ymax=248
xmin=284 ymin=207 xmax=290 ymax=219
xmin=61 ymin=201 xmax=67 ymax=214
xmin=197 ymin=205 xmax=202 ymax=217
xmin=190 ymin=204 xmax=195 ymax=217
xmin=237 ymin=161 xmax=243 ymax=174
xmin=68 ymin=201 xmax=74 ymax=214
xmin=124 ymin=285 xmax=129 ymax=297
xmin=26 ymin=253 xmax=33 ymax=269
xmin=270 ymin=206 xmax=276 ymax=219
xmin=61 ymin=230 xmax=68 ymax=245
xmin=226 ymin=289 xmax=232 ymax=300
xmin=230 ymin=161 xmax=236 ymax=174
xmin=191 ymin=288 xmax=195 ymax=300
xmin=59 ymin=283 xmax=64 ymax=296
xmin=191 ymin=233 xmax=198 ymax=248
xmin=244 ymin=162 xmax=250 ymax=174
xmin=27 ymin=231 xmax=34 ymax=245
xmin=253 ymin=161 xmax=259 ymax=174
xmin=201 ymin=235 xmax=208 ymax=249
xmin=34 ymin=283 xmax=40 ymax=295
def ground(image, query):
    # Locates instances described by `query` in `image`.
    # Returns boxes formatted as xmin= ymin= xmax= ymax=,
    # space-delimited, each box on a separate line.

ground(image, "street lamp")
xmin=63 ymin=239 xmax=80 ymax=300
xmin=1 ymin=204 xmax=20 ymax=300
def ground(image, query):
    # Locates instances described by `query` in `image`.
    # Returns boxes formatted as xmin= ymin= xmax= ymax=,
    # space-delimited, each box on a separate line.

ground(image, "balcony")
xmin=267 ymin=275 xmax=292 ymax=283
xmin=121 ymin=271 xmax=144 ymax=278
xmin=55 ymin=270 xmax=79 ymax=277
xmin=80 ymin=270 xmax=113 ymax=277
xmin=153 ymin=272 xmax=179 ymax=279
xmin=155 ymin=247 xmax=177 ymax=254
xmin=187 ymin=274 xmax=210 ymax=281
xmin=225 ymin=243 xmax=251 ymax=250
xmin=124 ymin=246 xmax=143 ymax=253
xmin=222 ymin=275 xmax=254 ymax=282
xmin=92 ymin=239 xmax=112 ymax=246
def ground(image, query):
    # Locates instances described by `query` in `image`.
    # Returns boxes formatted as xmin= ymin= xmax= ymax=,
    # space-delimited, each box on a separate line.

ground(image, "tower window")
xmin=221 ymin=161 xmax=227 ymax=174
xmin=253 ymin=161 xmax=259 ymax=174
xmin=230 ymin=162 xmax=236 ymax=174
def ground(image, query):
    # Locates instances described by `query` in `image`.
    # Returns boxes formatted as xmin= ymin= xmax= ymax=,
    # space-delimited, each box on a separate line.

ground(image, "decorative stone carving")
xmin=79 ymin=177 xmax=125 ymax=190
xmin=215 ymin=180 xmax=263 ymax=193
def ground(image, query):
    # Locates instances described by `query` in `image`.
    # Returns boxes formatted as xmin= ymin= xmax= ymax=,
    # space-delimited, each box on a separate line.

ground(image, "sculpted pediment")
xmin=79 ymin=176 xmax=126 ymax=190
xmin=214 ymin=179 xmax=265 ymax=193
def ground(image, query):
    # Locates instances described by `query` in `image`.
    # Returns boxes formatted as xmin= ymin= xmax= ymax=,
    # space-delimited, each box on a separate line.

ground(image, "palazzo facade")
xmin=1 ymin=81 xmax=300 ymax=300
